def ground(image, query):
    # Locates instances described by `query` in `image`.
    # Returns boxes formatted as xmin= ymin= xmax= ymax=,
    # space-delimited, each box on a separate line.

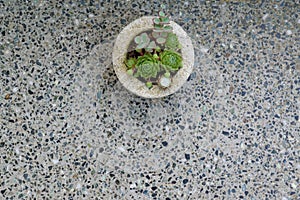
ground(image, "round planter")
xmin=113 ymin=16 xmax=194 ymax=98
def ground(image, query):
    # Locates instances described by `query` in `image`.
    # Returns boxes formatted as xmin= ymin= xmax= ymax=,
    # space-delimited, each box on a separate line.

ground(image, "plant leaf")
xmin=137 ymin=43 xmax=147 ymax=49
xmin=161 ymin=17 xmax=170 ymax=23
xmin=148 ymin=41 xmax=156 ymax=49
xmin=134 ymin=36 xmax=141 ymax=44
xmin=163 ymin=25 xmax=172 ymax=31
xmin=153 ymin=18 xmax=160 ymax=24
xmin=159 ymin=11 xmax=165 ymax=17
xmin=152 ymin=32 xmax=160 ymax=38
xmin=156 ymin=37 xmax=166 ymax=44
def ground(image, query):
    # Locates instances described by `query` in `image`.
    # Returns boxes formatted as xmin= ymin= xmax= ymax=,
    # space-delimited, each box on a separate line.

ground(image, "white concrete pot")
xmin=113 ymin=16 xmax=194 ymax=98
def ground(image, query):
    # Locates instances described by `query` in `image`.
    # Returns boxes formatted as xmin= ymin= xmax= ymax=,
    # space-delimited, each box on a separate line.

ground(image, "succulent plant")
xmin=160 ymin=50 xmax=182 ymax=71
xmin=124 ymin=4 xmax=184 ymax=90
xmin=135 ymin=54 xmax=160 ymax=79
xmin=135 ymin=33 xmax=157 ymax=52
xmin=134 ymin=33 xmax=150 ymax=49
xmin=125 ymin=57 xmax=136 ymax=69
xmin=165 ymin=33 xmax=180 ymax=50
xmin=152 ymin=5 xmax=172 ymax=46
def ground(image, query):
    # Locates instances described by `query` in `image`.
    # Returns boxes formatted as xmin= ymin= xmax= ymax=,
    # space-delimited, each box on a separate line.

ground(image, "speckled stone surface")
xmin=0 ymin=1 xmax=299 ymax=199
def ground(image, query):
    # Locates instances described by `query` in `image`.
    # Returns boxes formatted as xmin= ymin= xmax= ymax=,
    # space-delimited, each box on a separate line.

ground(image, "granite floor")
xmin=0 ymin=0 xmax=299 ymax=199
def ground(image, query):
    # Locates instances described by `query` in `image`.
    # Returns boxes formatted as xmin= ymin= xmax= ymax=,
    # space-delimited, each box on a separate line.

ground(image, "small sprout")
xmin=155 ymin=46 xmax=161 ymax=52
xmin=146 ymin=81 xmax=153 ymax=88
xmin=153 ymin=53 xmax=159 ymax=59
xmin=164 ymin=71 xmax=170 ymax=78
xmin=159 ymin=76 xmax=171 ymax=88
xmin=127 ymin=69 xmax=133 ymax=75
xmin=125 ymin=57 xmax=136 ymax=68
xmin=161 ymin=4 xmax=166 ymax=9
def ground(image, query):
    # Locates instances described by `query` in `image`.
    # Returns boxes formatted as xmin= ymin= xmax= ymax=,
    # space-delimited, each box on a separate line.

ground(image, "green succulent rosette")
xmin=160 ymin=50 xmax=182 ymax=71
xmin=135 ymin=54 xmax=160 ymax=79
xmin=125 ymin=57 xmax=136 ymax=69
xmin=165 ymin=33 xmax=180 ymax=50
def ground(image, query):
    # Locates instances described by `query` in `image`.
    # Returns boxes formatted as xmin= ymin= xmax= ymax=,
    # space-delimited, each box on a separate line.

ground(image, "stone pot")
xmin=113 ymin=16 xmax=194 ymax=98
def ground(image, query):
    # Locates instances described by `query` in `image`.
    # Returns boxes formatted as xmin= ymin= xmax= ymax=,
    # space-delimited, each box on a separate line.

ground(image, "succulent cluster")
xmin=124 ymin=5 xmax=182 ymax=89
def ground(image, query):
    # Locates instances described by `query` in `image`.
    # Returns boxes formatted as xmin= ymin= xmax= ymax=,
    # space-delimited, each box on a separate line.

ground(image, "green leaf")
xmin=153 ymin=53 xmax=159 ymax=59
xmin=155 ymin=46 xmax=161 ymax=52
xmin=152 ymin=32 xmax=160 ymax=38
xmin=161 ymin=4 xmax=166 ymax=9
xmin=146 ymin=82 xmax=153 ymax=88
xmin=161 ymin=32 xmax=168 ymax=38
xmin=154 ymin=24 xmax=163 ymax=29
xmin=145 ymin=48 xmax=152 ymax=52
xmin=137 ymin=43 xmax=147 ymax=49
xmin=148 ymin=41 xmax=156 ymax=49
xmin=163 ymin=25 xmax=172 ymax=31
xmin=161 ymin=17 xmax=170 ymax=23
xmin=164 ymin=71 xmax=170 ymax=78
xmin=153 ymin=18 xmax=160 ymax=24
xmin=159 ymin=11 xmax=165 ymax=17
xmin=141 ymin=33 xmax=150 ymax=43
xmin=156 ymin=37 xmax=166 ymax=44
xmin=134 ymin=36 xmax=141 ymax=44
xmin=127 ymin=69 xmax=133 ymax=75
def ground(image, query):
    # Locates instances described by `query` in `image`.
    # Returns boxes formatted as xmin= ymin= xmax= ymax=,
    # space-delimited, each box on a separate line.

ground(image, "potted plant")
xmin=113 ymin=5 xmax=194 ymax=98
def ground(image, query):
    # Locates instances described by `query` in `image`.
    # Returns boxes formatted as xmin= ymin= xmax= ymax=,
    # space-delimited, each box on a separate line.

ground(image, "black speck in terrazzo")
xmin=222 ymin=131 xmax=230 ymax=136
xmin=162 ymin=141 xmax=168 ymax=146
xmin=185 ymin=153 xmax=190 ymax=160
xmin=183 ymin=179 xmax=188 ymax=184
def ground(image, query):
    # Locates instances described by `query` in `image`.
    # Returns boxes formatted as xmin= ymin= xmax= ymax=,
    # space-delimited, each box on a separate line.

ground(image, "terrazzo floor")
xmin=0 ymin=0 xmax=299 ymax=199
